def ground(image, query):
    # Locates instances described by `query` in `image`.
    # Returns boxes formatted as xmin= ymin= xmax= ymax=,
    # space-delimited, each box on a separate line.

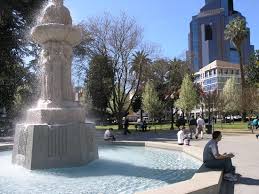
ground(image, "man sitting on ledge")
xmin=203 ymin=131 xmax=239 ymax=182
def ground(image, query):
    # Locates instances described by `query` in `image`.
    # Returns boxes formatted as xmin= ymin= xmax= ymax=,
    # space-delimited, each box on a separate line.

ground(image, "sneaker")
xmin=224 ymin=173 xmax=238 ymax=182
xmin=256 ymin=135 xmax=259 ymax=139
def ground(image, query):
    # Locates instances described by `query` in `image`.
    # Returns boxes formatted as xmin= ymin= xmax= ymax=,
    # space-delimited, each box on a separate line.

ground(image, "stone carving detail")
xmin=41 ymin=0 xmax=72 ymax=25
xmin=48 ymin=127 xmax=68 ymax=157
xmin=39 ymin=42 xmax=73 ymax=106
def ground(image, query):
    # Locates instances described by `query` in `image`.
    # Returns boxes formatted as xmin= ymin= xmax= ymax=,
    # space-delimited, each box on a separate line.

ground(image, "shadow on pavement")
xmin=220 ymin=177 xmax=259 ymax=194
xmin=238 ymin=177 xmax=259 ymax=185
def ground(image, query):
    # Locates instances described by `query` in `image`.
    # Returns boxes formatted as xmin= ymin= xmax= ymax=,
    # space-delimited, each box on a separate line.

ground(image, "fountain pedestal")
xmin=12 ymin=123 xmax=98 ymax=169
xmin=12 ymin=0 xmax=98 ymax=169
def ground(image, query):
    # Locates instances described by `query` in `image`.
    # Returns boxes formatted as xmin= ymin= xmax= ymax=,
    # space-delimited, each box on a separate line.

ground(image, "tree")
xmin=142 ymin=81 xmax=163 ymax=121
xmin=224 ymin=16 xmax=249 ymax=121
xmin=175 ymin=74 xmax=198 ymax=120
xmin=166 ymin=59 xmax=191 ymax=129
xmin=243 ymin=87 xmax=259 ymax=115
xmin=131 ymin=94 xmax=142 ymax=113
xmin=86 ymin=55 xmax=114 ymax=120
xmin=202 ymin=90 xmax=219 ymax=124
xmin=0 ymin=0 xmax=47 ymax=117
xmin=149 ymin=58 xmax=190 ymax=129
xmin=75 ymin=13 xmax=145 ymax=129
xmin=221 ymin=77 xmax=241 ymax=114
xmin=130 ymin=50 xmax=151 ymax=120
xmin=247 ymin=50 xmax=259 ymax=87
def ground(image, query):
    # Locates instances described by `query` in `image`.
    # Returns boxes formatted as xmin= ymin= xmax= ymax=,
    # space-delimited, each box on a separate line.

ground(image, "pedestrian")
xmin=195 ymin=116 xmax=205 ymax=139
xmin=189 ymin=116 xmax=197 ymax=139
xmin=123 ymin=117 xmax=131 ymax=135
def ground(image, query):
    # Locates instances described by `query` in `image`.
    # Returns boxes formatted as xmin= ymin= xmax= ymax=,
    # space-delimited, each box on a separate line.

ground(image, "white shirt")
xmin=177 ymin=130 xmax=184 ymax=144
xmin=104 ymin=130 xmax=112 ymax=140
xmin=197 ymin=118 xmax=205 ymax=126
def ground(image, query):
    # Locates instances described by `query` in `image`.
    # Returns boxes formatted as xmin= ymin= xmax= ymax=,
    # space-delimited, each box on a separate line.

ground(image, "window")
xmin=236 ymin=70 xmax=239 ymax=75
xmin=213 ymin=69 xmax=216 ymax=75
xmin=218 ymin=69 xmax=223 ymax=74
xmin=225 ymin=69 xmax=228 ymax=74
xmin=205 ymin=25 xmax=212 ymax=40
xmin=231 ymin=70 xmax=234 ymax=74
xmin=209 ymin=70 xmax=212 ymax=76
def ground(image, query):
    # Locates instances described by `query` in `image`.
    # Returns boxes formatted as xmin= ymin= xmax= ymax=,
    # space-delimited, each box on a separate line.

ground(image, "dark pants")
xmin=123 ymin=127 xmax=131 ymax=135
xmin=204 ymin=158 xmax=234 ymax=173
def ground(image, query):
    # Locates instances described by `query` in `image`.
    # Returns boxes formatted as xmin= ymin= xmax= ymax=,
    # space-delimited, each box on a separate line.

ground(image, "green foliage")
xmin=131 ymin=50 xmax=152 ymax=85
xmin=222 ymin=77 xmax=241 ymax=113
xmin=175 ymin=74 xmax=198 ymax=114
xmin=131 ymin=94 xmax=142 ymax=113
xmin=143 ymin=81 xmax=163 ymax=120
xmin=0 ymin=0 xmax=47 ymax=116
xmin=224 ymin=16 xmax=249 ymax=50
xmin=224 ymin=16 xmax=250 ymax=120
xmin=151 ymin=59 xmax=171 ymax=100
xmin=86 ymin=55 xmax=114 ymax=114
xmin=247 ymin=50 xmax=259 ymax=87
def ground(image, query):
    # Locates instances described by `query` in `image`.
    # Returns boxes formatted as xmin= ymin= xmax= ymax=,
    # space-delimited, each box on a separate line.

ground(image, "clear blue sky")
xmin=66 ymin=0 xmax=259 ymax=58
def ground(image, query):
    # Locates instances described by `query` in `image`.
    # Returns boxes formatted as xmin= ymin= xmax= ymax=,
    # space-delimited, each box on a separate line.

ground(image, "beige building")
xmin=194 ymin=60 xmax=241 ymax=93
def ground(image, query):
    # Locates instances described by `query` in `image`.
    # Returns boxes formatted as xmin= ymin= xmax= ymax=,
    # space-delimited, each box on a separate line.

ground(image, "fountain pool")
xmin=0 ymin=145 xmax=201 ymax=194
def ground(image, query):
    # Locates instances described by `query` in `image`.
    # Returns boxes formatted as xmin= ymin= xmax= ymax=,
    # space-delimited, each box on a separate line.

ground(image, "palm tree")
xmin=224 ymin=16 xmax=249 ymax=121
xmin=131 ymin=50 xmax=151 ymax=121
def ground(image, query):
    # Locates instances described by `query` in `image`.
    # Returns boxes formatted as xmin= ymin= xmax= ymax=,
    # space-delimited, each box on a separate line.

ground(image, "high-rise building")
xmin=188 ymin=0 xmax=254 ymax=72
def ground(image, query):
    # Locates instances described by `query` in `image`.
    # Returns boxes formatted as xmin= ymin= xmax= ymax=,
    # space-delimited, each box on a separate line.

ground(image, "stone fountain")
xmin=12 ymin=0 xmax=98 ymax=169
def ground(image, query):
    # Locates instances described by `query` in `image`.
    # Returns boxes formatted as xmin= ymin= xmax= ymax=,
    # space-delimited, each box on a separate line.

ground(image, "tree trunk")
xmin=238 ymin=49 xmax=246 ymax=122
xmin=208 ymin=94 xmax=211 ymax=124
xmin=117 ymin=115 xmax=124 ymax=130
xmin=170 ymin=107 xmax=174 ymax=130
xmin=140 ymin=109 xmax=143 ymax=121
xmin=201 ymin=103 xmax=204 ymax=118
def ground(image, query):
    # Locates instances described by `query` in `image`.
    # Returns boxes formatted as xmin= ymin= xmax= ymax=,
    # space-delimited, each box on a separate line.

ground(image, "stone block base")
xmin=12 ymin=122 xmax=98 ymax=169
xmin=26 ymin=107 xmax=85 ymax=124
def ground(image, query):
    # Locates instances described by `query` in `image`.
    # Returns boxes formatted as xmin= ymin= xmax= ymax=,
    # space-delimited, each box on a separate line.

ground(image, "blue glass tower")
xmin=188 ymin=0 xmax=254 ymax=72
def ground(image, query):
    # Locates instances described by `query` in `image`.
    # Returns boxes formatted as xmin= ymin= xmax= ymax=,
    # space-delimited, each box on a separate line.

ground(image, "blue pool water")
xmin=0 ymin=146 xmax=201 ymax=194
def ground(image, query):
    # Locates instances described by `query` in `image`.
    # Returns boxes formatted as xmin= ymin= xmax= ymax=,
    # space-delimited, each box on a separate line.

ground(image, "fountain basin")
xmin=1 ymin=145 xmax=201 ymax=194
xmin=31 ymin=24 xmax=81 ymax=46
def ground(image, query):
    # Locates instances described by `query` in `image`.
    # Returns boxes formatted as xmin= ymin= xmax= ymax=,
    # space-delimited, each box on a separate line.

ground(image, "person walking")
xmin=123 ymin=117 xmax=131 ymax=135
xmin=195 ymin=116 xmax=205 ymax=139
xmin=189 ymin=116 xmax=197 ymax=139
